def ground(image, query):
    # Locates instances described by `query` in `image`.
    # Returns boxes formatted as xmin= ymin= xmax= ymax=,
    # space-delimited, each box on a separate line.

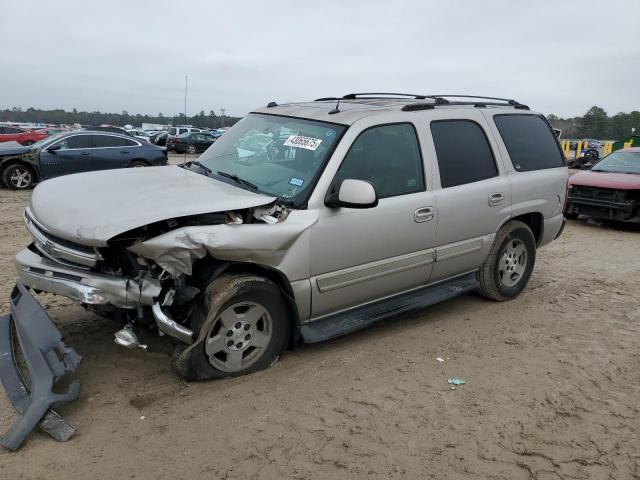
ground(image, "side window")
xmin=93 ymin=135 xmax=137 ymax=148
xmin=6 ymin=127 xmax=24 ymax=134
xmin=430 ymin=120 xmax=498 ymax=188
xmin=493 ymin=115 xmax=565 ymax=171
xmin=335 ymin=123 xmax=425 ymax=198
xmin=179 ymin=128 xmax=188 ymax=135
xmin=168 ymin=128 xmax=176 ymax=135
xmin=56 ymin=135 xmax=92 ymax=149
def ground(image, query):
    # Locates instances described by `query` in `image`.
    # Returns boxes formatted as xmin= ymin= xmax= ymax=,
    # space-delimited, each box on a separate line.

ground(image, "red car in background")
xmin=0 ymin=125 xmax=49 ymax=146
xmin=565 ymin=147 xmax=640 ymax=223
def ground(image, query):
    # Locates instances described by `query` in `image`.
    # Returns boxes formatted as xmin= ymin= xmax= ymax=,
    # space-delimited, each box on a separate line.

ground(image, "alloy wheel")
xmin=9 ymin=167 xmax=32 ymax=188
xmin=205 ymin=302 xmax=273 ymax=373
xmin=498 ymin=238 xmax=527 ymax=287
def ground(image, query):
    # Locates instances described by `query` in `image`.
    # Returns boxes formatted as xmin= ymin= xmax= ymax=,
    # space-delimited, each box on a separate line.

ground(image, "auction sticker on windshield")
xmin=283 ymin=135 xmax=322 ymax=151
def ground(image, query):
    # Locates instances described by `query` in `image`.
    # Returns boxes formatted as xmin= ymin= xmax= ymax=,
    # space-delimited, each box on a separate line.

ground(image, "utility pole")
xmin=220 ymin=108 xmax=225 ymax=129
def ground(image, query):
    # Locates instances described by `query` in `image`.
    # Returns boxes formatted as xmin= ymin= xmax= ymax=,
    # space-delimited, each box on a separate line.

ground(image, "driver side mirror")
xmin=46 ymin=144 xmax=62 ymax=153
xmin=325 ymin=179 xmax=378 ymax=209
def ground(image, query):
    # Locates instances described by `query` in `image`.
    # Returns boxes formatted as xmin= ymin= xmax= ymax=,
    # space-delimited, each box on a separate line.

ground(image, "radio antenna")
xmin=182 ymin=75 xmax=188 ymax=164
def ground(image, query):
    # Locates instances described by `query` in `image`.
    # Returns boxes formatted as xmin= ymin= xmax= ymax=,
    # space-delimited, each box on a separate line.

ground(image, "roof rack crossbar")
xmin=342 ymin=92 xmax=429 ymax=100
xmin=425 ymin=95 xmax=522 ymax=105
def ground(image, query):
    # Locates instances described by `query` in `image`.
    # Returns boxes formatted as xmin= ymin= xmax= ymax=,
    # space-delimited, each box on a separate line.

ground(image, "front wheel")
xmin=186 ymin=144 xmax=197 ymax=154
xmin=171 ymin=274 xmax=291 ymax=380
xmin=2 ymin=163 xmax=35 ymax=189
xmin=22 ymin=140 xmax=35 ymax=146
xmin=478 ymin=220 xmax=536 ymax=301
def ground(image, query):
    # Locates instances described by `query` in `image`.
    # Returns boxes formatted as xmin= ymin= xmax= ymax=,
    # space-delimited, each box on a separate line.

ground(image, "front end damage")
xmin=2 ymin=200 xmax=314 ymax=448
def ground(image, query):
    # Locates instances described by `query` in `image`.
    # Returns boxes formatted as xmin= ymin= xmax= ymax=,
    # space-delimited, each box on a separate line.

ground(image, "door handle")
xmin=120 ymin=150 xmax=131 ymax=154
xmin=488 ymin=192 xmax=505 ymax=206
xmin=414 ymin=206 xmax=434 ymax=223
xmin=80 ymin=151 xmax=90 ymax=156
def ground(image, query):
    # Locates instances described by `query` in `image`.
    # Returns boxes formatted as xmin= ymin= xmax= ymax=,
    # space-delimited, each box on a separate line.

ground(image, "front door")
xmin=39 ymin=133 xmax=93 ymax=179
xmin=310 ymin=123 xmax=437 ymax=318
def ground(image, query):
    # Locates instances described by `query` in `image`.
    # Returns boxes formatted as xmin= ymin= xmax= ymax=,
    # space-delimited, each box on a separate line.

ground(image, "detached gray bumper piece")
xmin=0 ymin=282 xmax=81 ymax=451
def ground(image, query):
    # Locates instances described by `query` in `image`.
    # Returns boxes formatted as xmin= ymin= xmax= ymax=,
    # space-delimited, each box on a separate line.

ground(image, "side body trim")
xmin=315 ymin=249 xmax=435 ymax=293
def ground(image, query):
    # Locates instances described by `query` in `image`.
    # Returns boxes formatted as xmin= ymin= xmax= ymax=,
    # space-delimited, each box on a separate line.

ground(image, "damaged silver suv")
xmin=8 ymin=93 xmax=568 ymax=384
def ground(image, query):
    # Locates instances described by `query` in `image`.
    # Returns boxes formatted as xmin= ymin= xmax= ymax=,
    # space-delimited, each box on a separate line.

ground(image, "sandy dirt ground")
xmin=0 ymin=181 xmax=639 ymax=479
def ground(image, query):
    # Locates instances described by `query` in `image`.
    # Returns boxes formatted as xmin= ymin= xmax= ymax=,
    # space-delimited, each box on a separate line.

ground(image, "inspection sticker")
xmin=283 ymin=135 xmax=322 ymax=151
xmin=289 ymin=177 xmax=304 ymax=187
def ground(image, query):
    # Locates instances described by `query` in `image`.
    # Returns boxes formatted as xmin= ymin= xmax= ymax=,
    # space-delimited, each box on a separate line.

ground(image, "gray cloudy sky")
xmin=1 ymin=0 xmax=638 ymax=118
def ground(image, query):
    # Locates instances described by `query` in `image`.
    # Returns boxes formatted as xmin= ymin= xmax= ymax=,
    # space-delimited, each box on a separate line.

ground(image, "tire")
xmin=564 ymin=212 xmax=579 ymax=220
xmin=128 ymin=160 xmax=149 ymax=168
xmin=22 ymin=141 xmax=35 ymax=146
xmin=186 ymin=144 xmax=197 ymax=154
xmin=171 ymin=273 xmax=291 ymax=381
xmin=478 ymin=220 xmax=536 ymax=301
xmin=2 ymin=163 xmax=35 ymax=189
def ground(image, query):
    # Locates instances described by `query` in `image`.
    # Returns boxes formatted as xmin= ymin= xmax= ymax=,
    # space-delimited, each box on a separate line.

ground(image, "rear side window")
xmin=168 ymin=128 xmax=176 ymax=135
xmin=493 ymin=115 xmax=564 ymax=171
xmin=430 ymin=120 xmax=498 ymax=188
xmin=93 ymin=135 xmax=137 ymax=148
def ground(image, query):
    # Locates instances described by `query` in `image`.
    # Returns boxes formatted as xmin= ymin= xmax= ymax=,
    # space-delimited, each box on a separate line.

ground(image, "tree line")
xmin=2 ymin=105 xmax=638 ymax=140
xmin=548 ymin=107 xmax=640 ymax=140
xmin=0 ymin=107 xmax=242 ymax=129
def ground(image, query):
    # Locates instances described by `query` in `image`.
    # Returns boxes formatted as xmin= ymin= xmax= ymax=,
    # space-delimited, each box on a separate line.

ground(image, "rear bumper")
xmin=15 ymin=247 xmax=162 ymax=308
xmin=0 ymin=283 xmax=81 ymax=450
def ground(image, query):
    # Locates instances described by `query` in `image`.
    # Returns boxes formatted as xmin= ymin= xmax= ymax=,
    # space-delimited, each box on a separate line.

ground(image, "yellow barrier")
xmin=576 ymin=140 xmax=583 ymax=158
xmin=623 ymin=141 xmax=632 ymax=149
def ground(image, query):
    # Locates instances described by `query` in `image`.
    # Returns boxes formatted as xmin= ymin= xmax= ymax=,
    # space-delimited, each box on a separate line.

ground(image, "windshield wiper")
xmin=216 ymin=170 xmax=258 ymax=190
xmin=191 ymin=161 xmax=212 ymax=175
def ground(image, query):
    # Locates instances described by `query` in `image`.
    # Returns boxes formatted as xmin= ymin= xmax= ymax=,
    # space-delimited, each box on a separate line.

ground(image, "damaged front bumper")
xmin=15 ymin=247 xmax=162 ymax=308
xmin=0 ymin=283 xmax=81 ymax=451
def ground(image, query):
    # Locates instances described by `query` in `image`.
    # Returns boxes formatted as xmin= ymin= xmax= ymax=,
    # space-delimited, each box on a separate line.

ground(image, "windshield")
xmin=198 ymin=113 xmax=346 ymax=203
xmin=591 ymin=150 xmax=640 ymax=175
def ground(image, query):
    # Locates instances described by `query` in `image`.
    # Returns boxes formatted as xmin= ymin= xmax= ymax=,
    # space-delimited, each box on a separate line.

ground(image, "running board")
xmin=299 ymin=273 xmax=479 ymax=343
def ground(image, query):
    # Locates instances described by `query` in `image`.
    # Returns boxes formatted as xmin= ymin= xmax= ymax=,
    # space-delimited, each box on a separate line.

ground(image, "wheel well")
xmin=190 ymin=256 xmax=301 ymax=348
xmin=1 ymin=160 xmax=38 ymax=182
xmin=128 ymin=159 xmax=150 ymax=166
xmin=510 ymin=212 xmax=543 ymax=246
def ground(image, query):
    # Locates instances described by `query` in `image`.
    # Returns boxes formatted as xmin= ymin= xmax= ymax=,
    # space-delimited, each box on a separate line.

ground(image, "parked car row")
xmin=0 ymin=125 xmax=49 ymax=146
xmin=0 ymin=131 xmax=167 ymax=189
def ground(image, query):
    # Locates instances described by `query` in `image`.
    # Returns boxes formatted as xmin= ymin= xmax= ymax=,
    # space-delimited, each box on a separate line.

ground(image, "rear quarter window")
xmin=493 ymin=115 xmax=565 ymax=172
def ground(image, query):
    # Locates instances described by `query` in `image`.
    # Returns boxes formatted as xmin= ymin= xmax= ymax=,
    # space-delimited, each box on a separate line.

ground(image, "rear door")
xmin=39 ymin=133 xmax=93 ymax=178
xmin=91 ymin=134 xmax=141 ymax=170
xmin=423 ymin=111 xmax=511 ymax=282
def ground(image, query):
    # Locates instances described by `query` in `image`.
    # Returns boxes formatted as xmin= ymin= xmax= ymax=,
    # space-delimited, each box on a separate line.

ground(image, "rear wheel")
xmin=186 ymin=144 xmax=197 ymax=154
xmin=22 ymin=141 xmax=35 ymax=146
xmin=128 ymin=160 xmax=149 ymax=168
xmin=2 ymin=163 xmax=35 ymax=189
xmin=478 ymin=220 xmax=536 ymax=301
xmin=171 ymin=273 xmax=291 ymax=380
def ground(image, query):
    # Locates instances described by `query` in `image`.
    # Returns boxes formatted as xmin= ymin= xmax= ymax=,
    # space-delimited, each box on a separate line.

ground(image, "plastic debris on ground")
xmin=447 ymin=378 xmax=466 ymax=385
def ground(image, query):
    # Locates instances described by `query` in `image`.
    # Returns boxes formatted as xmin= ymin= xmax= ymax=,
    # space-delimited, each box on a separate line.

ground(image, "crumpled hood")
xmin=569 ymin=170 xmax=640 ymax=190
xmin=29 ymin=166 xmax=276 ymax=246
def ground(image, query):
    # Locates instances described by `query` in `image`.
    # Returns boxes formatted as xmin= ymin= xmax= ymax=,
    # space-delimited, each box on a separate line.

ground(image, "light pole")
xmin=220 ymin=108 xmax=225 ymax=129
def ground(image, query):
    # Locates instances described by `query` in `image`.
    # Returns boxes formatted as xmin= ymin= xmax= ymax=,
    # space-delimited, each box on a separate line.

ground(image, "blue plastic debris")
xmin=447 ymin=378 xmax=466 ymax=386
